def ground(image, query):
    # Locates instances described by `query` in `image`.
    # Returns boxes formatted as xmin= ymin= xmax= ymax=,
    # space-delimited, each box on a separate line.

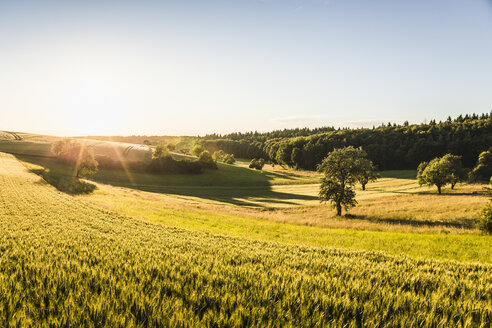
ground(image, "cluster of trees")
xmin=148 ymin=145 xmax=203 ymax=174
xmin=416 ymin=149 xmax=492 ymax=194
xmin=249 ymin=158 xmax=265 ymax=170
xmin=212 ymin=150 xmax=236 ymax=164
xmin=51 ymin=140 xmax=209 ymax=176
xmin=318 ymin=146 xmax=492 ymax=234
xmin=198 ymin=114 xmax=491 ymax=171
xmin=417 ymin=154 xmax=467 ymax=194
xmin=192 ymin=144 xmax=237 ymax=167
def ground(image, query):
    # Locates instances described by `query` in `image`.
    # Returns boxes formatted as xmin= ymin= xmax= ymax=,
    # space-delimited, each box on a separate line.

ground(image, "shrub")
xmin=198 ymin=151 xmax=218 ymax=169
xmin=478 ymin=202 xmax=492 ymax=234
xmin=148 ymin=155 xmax=202 ymax=174
xmin=153 ymin=144 xmax=169 ymax=159
xmin=472 ymin=150 xmax=492 ymax=182
xmin=191 ymin=144 xmax=205 ymax=156
xmin=213 ymin=150 xmax=226 ymax=161
xmin=249 ymin=158 xmax=265 ymax=170
xmin=223 ymin=153 xmax=236 ymax=164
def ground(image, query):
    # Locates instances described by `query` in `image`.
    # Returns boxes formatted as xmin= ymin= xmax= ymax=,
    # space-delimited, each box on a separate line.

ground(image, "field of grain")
xmin=0 ymin=152 xmax=491 ymax=327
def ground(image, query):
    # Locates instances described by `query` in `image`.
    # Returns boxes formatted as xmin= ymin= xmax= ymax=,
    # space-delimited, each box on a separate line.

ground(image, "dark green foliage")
xmin=443 ymin=154 xmax=468 ymax=189
xmin=472 ymin=150 xmax=492 ymax=182
xmin=319 ymin=177 xmax=357 ymax=215
xmin=479 ymin=202 xmax=492 ymax=234
xmin=357 ymin=158 xmax=379 ymax=190
xmin=222 ymin=153 xmax=235 ymax=164
xmin=191 ymin=144 xmax=205 ymax=156
xmin=212 ymin=150 xmax=226 ymax=161
xmin=152 ymin=144 xmax=169 ymax=159
xmin=318 ymin=147 xmax=370 ymax=215
xmin=200 ymin=114 xmax=492 ymax=171
xmin=480 ymin=181 xmax=492 ymax=234
xmin=249 ymin=158 xmax=265 ymax=170
xmin=213 ymin=150 xmax=235 ymax=164
xmin=198 ymin=151 xmax=218 ymax=169
xmin=148 ymin=155 xmax=202 ymax=174
xmin=1 ymin=154 xmax=491 ymax=327
xmin=202 ymin=139 xmax=266 ymax=159
xmin=417 ymin=154 xmax=467 ymax=193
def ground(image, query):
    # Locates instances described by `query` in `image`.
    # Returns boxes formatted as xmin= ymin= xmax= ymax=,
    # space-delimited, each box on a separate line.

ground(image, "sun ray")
xmin=110 ymin=143 xmax=136 ymax=186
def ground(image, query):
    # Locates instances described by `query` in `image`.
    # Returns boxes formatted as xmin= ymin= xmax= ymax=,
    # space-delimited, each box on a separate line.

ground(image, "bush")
xmin=148 ymin=155 xmax=202 ymax=174
xmin=478 ymin=202 xmax=492 ymax=234
xmin=249 ymin=158 xmax=265 ymax=170
xmin=191 ymin=144 xmax=205 ymax=157
xmin=153 ymin=144 xmax=169 ymax=159
xmin=223 ymin=153 xmax=236 ymax=164
xmin=472 ymin=150 xmax=492 ymax=182
xmin=198 ymin=151 xmax=218 ymax=169
xmin=212 ymin=150 xmax=226 ymax=162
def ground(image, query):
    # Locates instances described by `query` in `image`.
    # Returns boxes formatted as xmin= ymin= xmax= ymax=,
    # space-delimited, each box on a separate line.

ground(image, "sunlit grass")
xmin=83 ymin=182 xmax=492 ymax=263
xmin=0 ymin=152 xmax=491 ymax=326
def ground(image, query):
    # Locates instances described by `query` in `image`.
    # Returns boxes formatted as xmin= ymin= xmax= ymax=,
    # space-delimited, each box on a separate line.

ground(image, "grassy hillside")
xmin=82 ymin=182 xmax=492 ymax=263
xmin=0 ymin=152 xmax=490 ymax=326
xmin=0 ymin=131 xmax=175 ymax=162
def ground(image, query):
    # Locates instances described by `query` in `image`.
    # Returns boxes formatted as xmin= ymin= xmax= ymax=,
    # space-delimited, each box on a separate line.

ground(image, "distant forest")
xmin=86 ymin=113 xmax=491 ymax=171
xmin=200 ymin=113 xmax=492 ymax=170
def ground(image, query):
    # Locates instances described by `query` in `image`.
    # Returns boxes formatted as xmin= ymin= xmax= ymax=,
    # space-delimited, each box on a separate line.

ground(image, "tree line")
xmin=199 ymin=113 xmax=492 ymax=171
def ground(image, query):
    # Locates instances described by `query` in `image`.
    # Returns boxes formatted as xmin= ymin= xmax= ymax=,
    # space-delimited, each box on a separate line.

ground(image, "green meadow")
xmin=0 ymin=135 xmax=490 ymax=326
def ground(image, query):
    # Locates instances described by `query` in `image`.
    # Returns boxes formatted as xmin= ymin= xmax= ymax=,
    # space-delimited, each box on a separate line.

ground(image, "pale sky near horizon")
xmin=1 ymin=0 xmax=491 ymax=136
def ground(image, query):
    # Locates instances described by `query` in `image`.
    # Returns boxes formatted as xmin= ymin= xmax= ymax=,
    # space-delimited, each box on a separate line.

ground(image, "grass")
xmin=83 ymin=182 xmax=492 ymax=263
xmin=0 ymin=132 xmax=151 ymax=162
xmin=0 ymin=152 xmax=491 ymax=327
xmin=18 ymin=153 xmax=489 ymax=231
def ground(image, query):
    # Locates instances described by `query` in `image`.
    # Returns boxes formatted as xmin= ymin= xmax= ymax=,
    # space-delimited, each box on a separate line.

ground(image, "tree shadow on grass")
xmin=116 ymin=184 xmax=317 ymax=207
xmin=345 ymin=214 xmax=477 ymax=230
xmin=18 ymin=155 xmax=317 ymax=207
xmin=31 ymin=168 xmax=97 ymax=195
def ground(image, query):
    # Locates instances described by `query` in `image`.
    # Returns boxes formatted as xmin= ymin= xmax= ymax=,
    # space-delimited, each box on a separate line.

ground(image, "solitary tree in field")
xmin=357 ymin=159 xmax=379 ymax=190
xmin=417 ymin=159 xmax=447 ymax=194
xmin=442 ymin=154 xmax=467 ymax=189
xmin=317 ymin=146 xmax=370 ymax=216
xmin=51 ymin=140 xmax=98 ymax=178
xmin=417 ymin=154 xmax=466 ymax=194
xmin=74 ymin=147 xmax=98 ymax=178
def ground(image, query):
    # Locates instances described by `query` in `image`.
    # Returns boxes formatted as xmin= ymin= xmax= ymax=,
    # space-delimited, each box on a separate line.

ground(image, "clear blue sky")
xmin=1 ymin=0 xmax=491 ymax=136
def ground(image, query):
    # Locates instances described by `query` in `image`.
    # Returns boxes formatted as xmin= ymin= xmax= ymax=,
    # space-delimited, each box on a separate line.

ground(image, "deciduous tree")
xmin=317 ymin=146 xmax=369 ymax=216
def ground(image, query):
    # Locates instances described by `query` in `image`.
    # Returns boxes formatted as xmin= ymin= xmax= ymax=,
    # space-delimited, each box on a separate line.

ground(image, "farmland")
xmin=0 ymin=152 xmax=491 ymax=326
xmin=0 ymin=134 xmax=491 ymax=327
